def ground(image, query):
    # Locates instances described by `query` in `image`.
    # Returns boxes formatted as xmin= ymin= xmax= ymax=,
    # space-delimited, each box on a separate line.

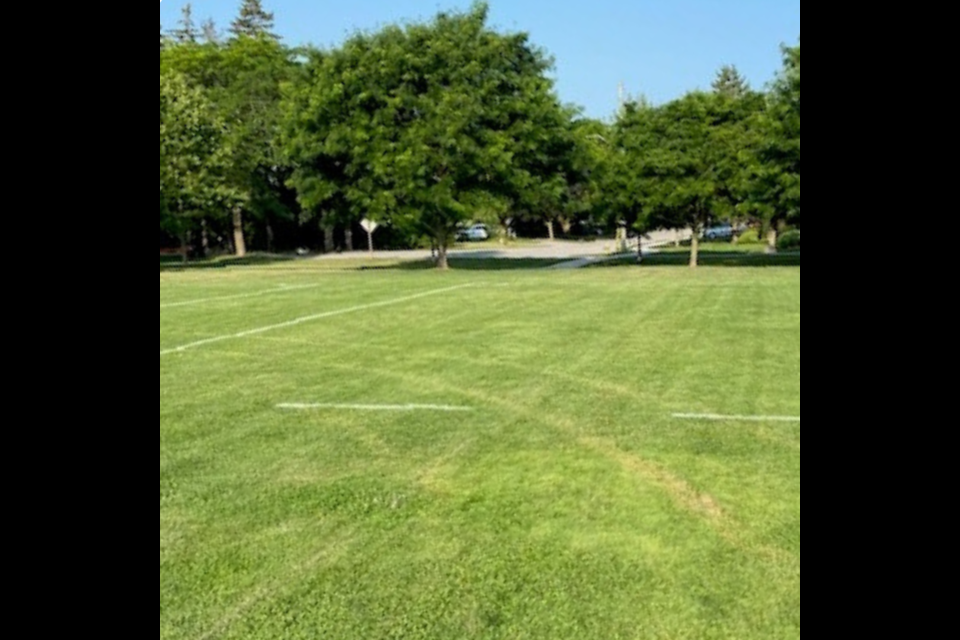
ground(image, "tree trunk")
xmin=344 ymin=228 xmax=354 ymax=252
xmin=437 ymin=242 xmax=449 ymax=270
xmin=266 ymin=222 xmax=275 ymax=254
xmin=200 ymin=220 xmax=210 ymax=258
xmin=690 ymin=226 xmax=701 ymax=268
xmin=767 ymin=228 xmax=779 ymax=254
xmin=675 ymin=230 xmax=681 ymax=247
xmin=323 ymin=226 xmax=335 ymax=254
xmin=546 ymin=220 xmax=555 ymax=241
xmin=232 ymin=208 xmax=247 ymax=258
xmin=180 ymin=233 xmax=189 ymax=264
xmin=366 ymin=230 xmax=374 ymax=254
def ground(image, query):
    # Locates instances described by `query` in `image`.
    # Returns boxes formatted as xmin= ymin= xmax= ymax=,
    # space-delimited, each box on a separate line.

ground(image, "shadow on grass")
xmin=391 ymin=258 xmax=564 ymax=271
xmin=591 ymin=251 xmax=802 ymax=268
xmin=160 ymin=253 xmax=564 ymax=273
xmin=160 ymin=254 xmax=297 ymax=271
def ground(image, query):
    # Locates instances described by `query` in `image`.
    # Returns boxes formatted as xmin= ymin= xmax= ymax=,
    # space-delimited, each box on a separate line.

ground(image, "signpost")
xmin=360 ymin=219 xmax=379 ymax=255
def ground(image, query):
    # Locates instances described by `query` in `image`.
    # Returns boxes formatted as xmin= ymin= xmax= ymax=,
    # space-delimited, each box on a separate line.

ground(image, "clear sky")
xmin=160 ymin=0 xmax=801 ymax=119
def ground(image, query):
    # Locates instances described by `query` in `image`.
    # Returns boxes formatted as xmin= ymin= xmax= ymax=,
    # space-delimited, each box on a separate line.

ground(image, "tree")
xmin=201 ymin=19 xmax=220 ymax=44
xmin=599 ymin=100 xmax=658 ymax=241
xmin=161 ymin=31 xmax=297 ymax=256
xmin=170 ymin=4 xmax=199 ymax=44
xmin=611 ymin=92 xmax=761 ymax=267
xmin=746 ymin=42 xmax=801 ymax=251
xmin=282 ymin=3 xmax=573 ymax=269
xmin=160 ymin=72 xmax=237 ymax=259
xmin=230 ymin=0 xmax=278 ymax=39
xmin=215 ymin=35 xmax=295 ymax=256
xmin=566 ymin=118 xmax=616 ymax=237
xmin=713 ymin=65 xmax=750 ymax=99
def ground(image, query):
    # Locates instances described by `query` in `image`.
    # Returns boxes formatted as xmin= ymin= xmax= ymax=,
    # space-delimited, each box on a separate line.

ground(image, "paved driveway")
xmin=312 ymin=230 xmax=690 ymax=263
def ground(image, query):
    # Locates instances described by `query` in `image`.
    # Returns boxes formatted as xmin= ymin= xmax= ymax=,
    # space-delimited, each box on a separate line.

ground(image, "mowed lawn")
xmin=159 ymin=263 xmax=801 ymax=640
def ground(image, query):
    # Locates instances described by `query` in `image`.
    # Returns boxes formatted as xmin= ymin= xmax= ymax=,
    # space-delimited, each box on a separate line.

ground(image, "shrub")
xmin=778 ymin=230 xmax=801 ymax=252
xmin=736 ymin=229 xmax=762 ymax=245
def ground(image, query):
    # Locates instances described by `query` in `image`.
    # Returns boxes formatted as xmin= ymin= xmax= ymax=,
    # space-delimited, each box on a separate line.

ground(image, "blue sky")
xmin=160 ymin=0 xmax=800 ymax=119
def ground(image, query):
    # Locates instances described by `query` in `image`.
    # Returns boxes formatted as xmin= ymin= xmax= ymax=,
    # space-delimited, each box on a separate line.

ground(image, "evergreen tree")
xmin=712 ymin=65 xmax=750 ymax=99
xmin=170 ymin=4 xmax=199 ymax=44
xmin=201 ymin=19 xmax=220 ymax=44
xmin=230 ymin=0 xmax=277 ymax=39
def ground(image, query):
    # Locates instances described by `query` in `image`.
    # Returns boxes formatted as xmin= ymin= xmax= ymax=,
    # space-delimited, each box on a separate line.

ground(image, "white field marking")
xmin=159 ymin=283 xmax=324 ymax=309
xmin=277 ymin=403 xmax=473 ymax=412
xmin=673 ymin=413 xmax=801 ymax=423
xmin=159 ymin=284 xmax=474 ymax=357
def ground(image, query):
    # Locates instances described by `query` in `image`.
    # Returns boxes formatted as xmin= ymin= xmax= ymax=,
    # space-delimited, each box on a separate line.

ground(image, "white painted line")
xmin=160 ymin=283 xmax=324 ymax=309
xmin=159 ymin=284 xmax=474 ymax=357
xmin=673 ymin=413 xmax=801 ymax=423
xmin=278 ymin=403 xmax=472 ymax=412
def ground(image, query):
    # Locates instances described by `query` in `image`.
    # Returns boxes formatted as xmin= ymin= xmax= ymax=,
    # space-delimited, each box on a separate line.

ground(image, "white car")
xmin=703 ymin=224 xmax=734 ymax=241
xmin=459 ymin=224 xmax=490 ymax=241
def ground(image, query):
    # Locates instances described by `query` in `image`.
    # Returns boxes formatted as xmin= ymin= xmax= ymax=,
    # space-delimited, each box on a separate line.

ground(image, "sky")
xmin=160 ymin=0 xmax=801 ymax=119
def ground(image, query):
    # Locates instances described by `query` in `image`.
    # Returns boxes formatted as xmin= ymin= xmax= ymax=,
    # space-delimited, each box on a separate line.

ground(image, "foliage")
xmin=745 ymin=43 xmax=801 ymax=242
xmin=777 ymin=229 xmax=801 ymax=251
xmin=736 ymin=228 xmax=762 ymax=245
xmin=159 ymin=71 xmax=237 ymax=240
xmin=161 ymin=15 xmax=297 ymax=255
xmin=281 ymin=3 xmax=574 ymax=268
xmin=161 ymin=1 xmax=800 ymax=266
xmin=713 ymin=64 xmax=751 ymax=99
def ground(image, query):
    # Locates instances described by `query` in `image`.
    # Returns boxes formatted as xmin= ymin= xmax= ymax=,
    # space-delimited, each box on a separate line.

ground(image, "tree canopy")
xmin=160 ymin=1 xmax=801 ymax=268
xmin=282 ymin=3 xmax=575 ymax=268
xmin=159 ymin=71 xmax=236 ymax=252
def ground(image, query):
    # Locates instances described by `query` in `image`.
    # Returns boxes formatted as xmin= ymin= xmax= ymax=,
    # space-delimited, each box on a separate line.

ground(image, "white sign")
xmin=360 ymin=219 xmax=379 ymax=233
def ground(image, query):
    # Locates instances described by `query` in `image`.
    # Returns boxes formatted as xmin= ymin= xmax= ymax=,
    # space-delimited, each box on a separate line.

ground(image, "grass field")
xmin=160 ymin=262 xmax=801 ymax=639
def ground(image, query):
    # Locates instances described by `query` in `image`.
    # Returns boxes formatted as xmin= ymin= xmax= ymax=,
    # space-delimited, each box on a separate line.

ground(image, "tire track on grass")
xmin=294 ymin=360 xmax=794 ymax=563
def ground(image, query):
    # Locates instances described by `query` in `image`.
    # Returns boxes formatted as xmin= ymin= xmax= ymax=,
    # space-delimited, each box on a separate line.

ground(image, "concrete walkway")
xmin=550 ymin=253 xmax=631 ymax=270
xmin=549 ymin=239 xmax=675 ymax=270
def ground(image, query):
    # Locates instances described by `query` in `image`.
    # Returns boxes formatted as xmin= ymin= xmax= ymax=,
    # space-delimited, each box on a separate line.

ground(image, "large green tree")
xmin=282 ymin=3 xmax=574 ymax=268
xmin=216 ymin=35 xmax=295 ymax=255
xmin=161 ymin=25 xmax=296 ymax=256
xmin=609 ymin=91 xmax=763 ymax=267
xmin=561 ymin=118 xmax=614 ymax=238
xmin=159 ymin=72 xmax=236 ymax=259
xmin=747 ymin=42 xmax=801 ymax=250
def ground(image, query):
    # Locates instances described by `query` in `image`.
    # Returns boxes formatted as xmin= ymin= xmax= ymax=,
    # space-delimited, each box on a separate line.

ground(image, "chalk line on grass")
xmin=278 ymin=403 xmax=473 ymax=412
xmin=673 ymin=413 xmax=801 ymax=423
xmin=160 ymin=283 xmax=474 ymax=357
xmin=160 ymin=283 xmax=325 ymax=309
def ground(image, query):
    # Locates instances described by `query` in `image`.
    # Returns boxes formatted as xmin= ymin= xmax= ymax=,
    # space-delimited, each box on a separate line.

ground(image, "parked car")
xmin=458 ymin=224 xmax=490 ymax=241
xmin=703 ymin=224 xmax=734 ymax=241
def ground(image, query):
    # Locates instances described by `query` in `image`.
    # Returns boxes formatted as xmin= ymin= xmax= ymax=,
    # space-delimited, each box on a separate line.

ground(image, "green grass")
xmin=596 ymin=249 xmax=801 ymax=269
xmin=160 ymin=263 xmax=801 ymax=639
